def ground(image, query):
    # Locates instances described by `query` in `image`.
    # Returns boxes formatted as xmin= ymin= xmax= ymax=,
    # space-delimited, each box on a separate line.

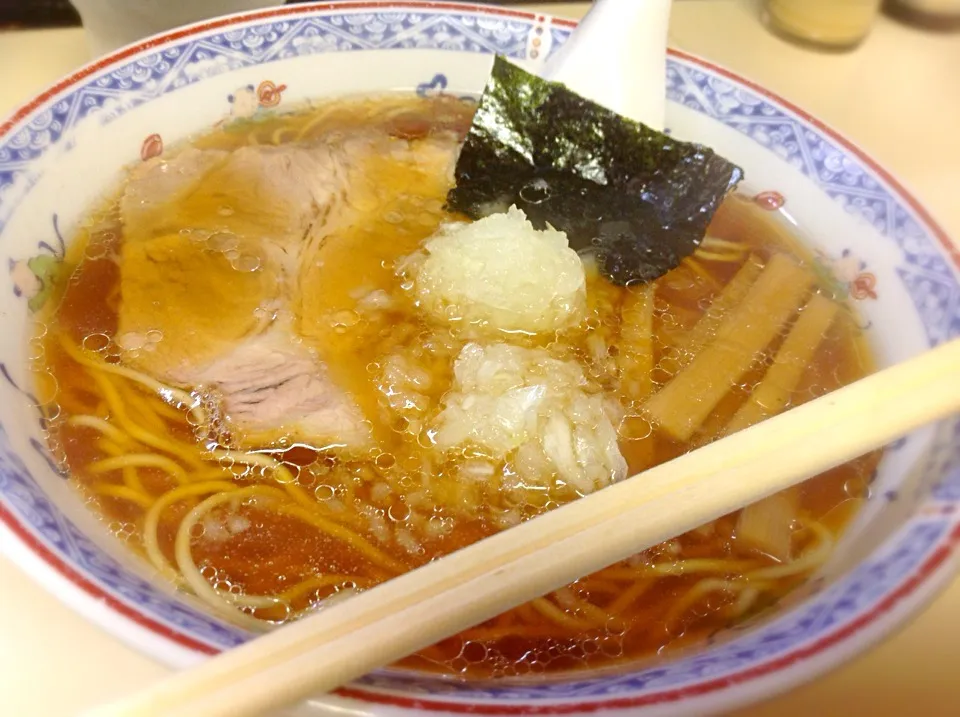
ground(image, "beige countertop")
xmin=1 ymin=2 xmax=959 ymax=715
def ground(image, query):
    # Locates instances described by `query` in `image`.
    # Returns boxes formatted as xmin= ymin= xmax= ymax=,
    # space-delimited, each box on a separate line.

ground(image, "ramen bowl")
xmin=1 ymin=3 xmax=958 ymax=715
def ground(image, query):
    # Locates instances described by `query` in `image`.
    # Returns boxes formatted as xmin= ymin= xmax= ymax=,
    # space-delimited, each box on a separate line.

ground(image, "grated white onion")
xmin=411 ymin=206 xmax=586 ymax=334
xmin=433 ymin=343 xmax=627 ymax=495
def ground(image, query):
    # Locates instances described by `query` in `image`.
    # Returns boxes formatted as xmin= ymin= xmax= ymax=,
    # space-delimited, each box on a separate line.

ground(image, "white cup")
xmin=70 ymin=0 xmax=280 ymax=58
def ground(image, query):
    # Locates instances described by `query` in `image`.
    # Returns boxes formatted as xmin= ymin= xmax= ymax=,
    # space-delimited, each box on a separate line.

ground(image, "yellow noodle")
xmin=150 ymin=398 xmax=191 ymax=423
xmin=66 ymin=414 xmax=132 ymax=446
xmin=640 ymin=558 xmax=761 ymax=577
xmin=727 ymin=586 xmax=761 ymax=620
xmin=584 ymin=569 xmax=646 ymax=583
xmin=574 ymin=577 xmax=625 ymax=596
xmin=89 ymin=370 xmax=206 ymax=467
xmin=278 ymin=574 xmax=375 ymax=604
xmin=554 ymin=589 xmax=623 ymax=631
xmin=283 ymin=482 xmax=327 ymax=512
xmin=96 ymin=438 xmax=128 ymax=457
xmin=282 ymin=482 xmax=365 ymax=530
xmin=92 ymin=484 xmax=154 ymax=509
xmin=531 ymin=597 xmax=596 ymax=632
xmin=143 ymin=481 xmax=238 ymax=584
xmin=746 ymin=520 xmax=833 ymax=581
xmin=87 ymin=454 xmax=188 ymax=485
xmin=208 ymin=448 xmax=296 ymax=484
xmin=174 ymin=485 xmax=368 ymax=618
xmin=606 ymin=579 xmax=655 ymax=615
xmin=602 ymin=558 xmax=759 ymax=581
xmin=174 ymin=486 xmax=280 ymax=631
xmin=117 ymin=381 xmax=170 ymax=434
xmin=189 ymin=467 xmax=237 ymax=481
xmin=58 ymin=332 xmax=206 ymax=425
xmin=278 ymin=503 xmax=408 ymax=575
xmin=219 ymin=593 xmax=290 ymax=613
xmin=122 ymin=466 xmax=146 ymax=494
xmin=665 ymin=578 xmax=772 ymax=628
xmin=242 ymin=482 xmax=377 ymax=541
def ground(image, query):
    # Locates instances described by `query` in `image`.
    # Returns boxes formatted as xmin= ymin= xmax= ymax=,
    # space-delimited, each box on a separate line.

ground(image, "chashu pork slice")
xmin=120 ymin=142 xmax=354 ymax=258
xmin=120 ymin=147 xmax=229 ymax=238
xmin=190 ymin=327 xmax=372 ymax=450
xmin=116 ymin=137 xmax=386 ymax=451
xmin=117 ymin=230 xmax=280 ymax=384
xmin=117 ymin=234 xmax=373 ymax=450
xmin=296 ymin=133 xmax=461 ymax=349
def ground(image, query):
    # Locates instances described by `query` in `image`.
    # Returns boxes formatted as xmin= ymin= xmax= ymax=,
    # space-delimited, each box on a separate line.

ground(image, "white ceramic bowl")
xmin=1 ymin=3 xmax=959 ymax=715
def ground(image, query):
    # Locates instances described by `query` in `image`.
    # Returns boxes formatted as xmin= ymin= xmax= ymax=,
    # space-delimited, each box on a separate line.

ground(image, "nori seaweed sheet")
xmin=446 ymin=56 xmax=744 ymax=285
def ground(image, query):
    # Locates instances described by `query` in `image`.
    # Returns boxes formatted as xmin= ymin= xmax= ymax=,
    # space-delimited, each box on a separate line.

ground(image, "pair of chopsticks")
xmin=85 ymin=337 xmax=960 ymax=717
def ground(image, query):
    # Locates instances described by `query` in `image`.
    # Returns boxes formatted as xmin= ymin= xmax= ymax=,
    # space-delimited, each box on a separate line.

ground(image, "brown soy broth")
xmin=35 ymin=95 xmax=879 ymax=680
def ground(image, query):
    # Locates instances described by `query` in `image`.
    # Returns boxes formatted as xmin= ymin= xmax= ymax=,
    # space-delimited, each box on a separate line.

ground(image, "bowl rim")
xmin=1 ymin=2 xmax=959 ymax=714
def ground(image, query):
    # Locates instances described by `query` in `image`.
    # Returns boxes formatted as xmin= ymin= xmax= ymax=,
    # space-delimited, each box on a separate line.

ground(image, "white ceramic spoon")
xmin=540 ymin=0 xmax=673 ymax=130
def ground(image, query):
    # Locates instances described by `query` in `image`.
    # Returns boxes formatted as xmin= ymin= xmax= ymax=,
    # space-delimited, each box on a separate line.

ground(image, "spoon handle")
xmin=541 ymin=0 xmax=672 ymax=130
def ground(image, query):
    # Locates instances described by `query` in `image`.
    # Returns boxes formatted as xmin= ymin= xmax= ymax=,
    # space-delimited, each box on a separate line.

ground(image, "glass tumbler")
xmin=762 ymin=0 xmax=884 ymax=50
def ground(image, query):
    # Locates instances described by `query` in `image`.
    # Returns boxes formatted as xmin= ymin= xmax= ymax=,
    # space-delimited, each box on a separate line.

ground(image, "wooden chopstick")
xmin=87 ymin=337 xmax=960 ymax=717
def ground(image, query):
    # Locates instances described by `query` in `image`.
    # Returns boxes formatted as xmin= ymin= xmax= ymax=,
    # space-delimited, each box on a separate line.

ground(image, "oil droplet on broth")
xmin=208 ymin=232 xmax=240 ymax=253
xmin=231 ymin=254 xmax=262 ymax=273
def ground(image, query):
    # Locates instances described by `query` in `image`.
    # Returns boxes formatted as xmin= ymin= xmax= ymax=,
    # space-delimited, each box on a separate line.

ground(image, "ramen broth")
xmin=34 ymin=95 xmax=878 ymax=678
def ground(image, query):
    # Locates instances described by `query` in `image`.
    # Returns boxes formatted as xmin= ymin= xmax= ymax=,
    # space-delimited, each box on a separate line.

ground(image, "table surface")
xmin=1 ymin=2 xmax=959 ymax=715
